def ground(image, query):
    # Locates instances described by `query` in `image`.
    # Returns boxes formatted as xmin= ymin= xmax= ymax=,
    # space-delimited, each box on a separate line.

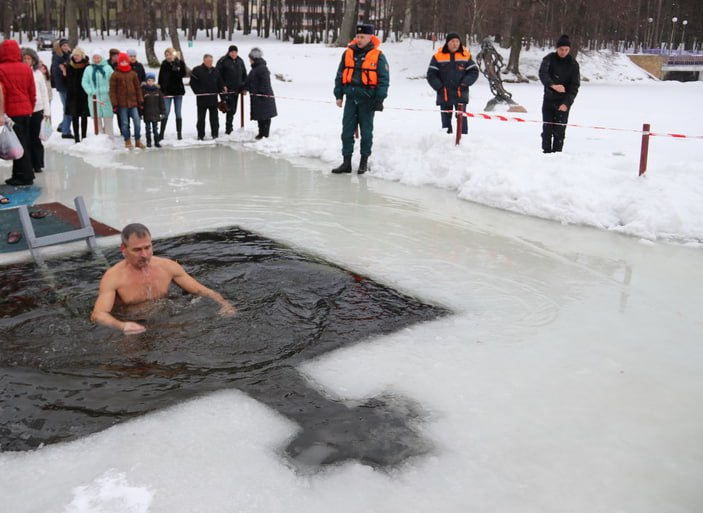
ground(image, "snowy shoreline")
xmin=6 ymin=34 xmax=701 ymax=245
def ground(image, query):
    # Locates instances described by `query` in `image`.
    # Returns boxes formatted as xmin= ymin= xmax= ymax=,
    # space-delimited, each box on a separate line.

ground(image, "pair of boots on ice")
xmin=159 ymin=118 xmax=183 ymax=141
xmin=332 ymin=155 xmax=369 ymax=175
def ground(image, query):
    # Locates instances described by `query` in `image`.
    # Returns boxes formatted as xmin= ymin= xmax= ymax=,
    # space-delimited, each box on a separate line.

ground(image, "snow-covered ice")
xmin=1 ymin=34 xmax=702 ymax=513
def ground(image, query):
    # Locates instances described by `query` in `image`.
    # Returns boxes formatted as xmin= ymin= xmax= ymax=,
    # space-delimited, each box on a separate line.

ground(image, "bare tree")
xmin=335 ymin=0 xmax=357 ymax=46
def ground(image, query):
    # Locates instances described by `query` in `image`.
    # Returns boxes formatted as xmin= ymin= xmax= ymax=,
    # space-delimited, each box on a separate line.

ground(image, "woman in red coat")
xmin=0 ymin=39 xmax=36 ymax=186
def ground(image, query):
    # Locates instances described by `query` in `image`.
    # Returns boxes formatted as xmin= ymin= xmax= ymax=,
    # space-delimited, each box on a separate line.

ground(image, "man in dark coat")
xmin=539 ymin=34 xmax=580 ymax=153
xmin=332 ymin=23 xmax=390 ymax=174
xmin=216 ymin=45 xmax=247 ymax=135
xmin=0 ymin=39 xmax=36 ymax=185
xmin=50 ymin=38 xmax=74 ymax=138
xmin=190 ymin=54 xmax=224 ymax=140
xmin=243 ymin=47 xmax=277 ymax=140
xmin=426 ymin=32 xmax=479 ymax=134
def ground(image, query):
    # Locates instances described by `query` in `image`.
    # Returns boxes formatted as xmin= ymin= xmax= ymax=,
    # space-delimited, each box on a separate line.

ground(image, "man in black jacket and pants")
xmin=190 ymin=54 xmax=224 ymax=140
xmin=539 ymin=34 xmax=580 ymax=153
xmin=216 ymin=45 xmax=247 ymax=135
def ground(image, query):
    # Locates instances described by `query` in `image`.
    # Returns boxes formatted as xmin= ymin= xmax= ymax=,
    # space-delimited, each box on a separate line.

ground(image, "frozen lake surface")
xmin=1 ymin=145 xmax=702 ymax=513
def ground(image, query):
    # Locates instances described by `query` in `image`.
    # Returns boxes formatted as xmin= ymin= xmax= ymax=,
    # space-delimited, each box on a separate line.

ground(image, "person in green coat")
xmin=81 ymin=48 xmax=114 ymax=136
xmin=332 ymin=23 xmax=389 ymax=174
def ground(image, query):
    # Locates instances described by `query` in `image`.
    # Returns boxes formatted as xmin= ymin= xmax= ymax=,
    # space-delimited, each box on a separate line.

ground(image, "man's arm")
xmin=91 ymin=271 xmax=146 ymax=334
xmin=170 ymin=260 xmax=236 ymax=316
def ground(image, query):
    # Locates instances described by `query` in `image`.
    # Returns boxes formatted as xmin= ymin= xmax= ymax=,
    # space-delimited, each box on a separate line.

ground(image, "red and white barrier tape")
xmin=121 ymin=90 xmax=703 ymax=140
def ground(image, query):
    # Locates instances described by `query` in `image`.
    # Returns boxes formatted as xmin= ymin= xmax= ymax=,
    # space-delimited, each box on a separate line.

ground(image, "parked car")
xmin=36 ymin=31 xmax=55 ymax=51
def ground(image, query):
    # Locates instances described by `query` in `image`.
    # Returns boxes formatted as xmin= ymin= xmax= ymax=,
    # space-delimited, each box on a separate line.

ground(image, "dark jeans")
xmin=197 ymin=104 xmax=219 ymax=139
xmin=542 ymin=101 xmax=570 ymax=153
xmin=145 ymin=121 xmax=158 ymax=139
xmin=58 ymin=90 xmax=73 ymax=135
xmin=341 ymin=98 xmax=375 ymax=157
xmin=440 ymin=103 xmax=468 ymax=134
xmin=8 ymin=115 xmax=34 ymax=184
xmin=29 ymin=110 xmax=45 ymax=171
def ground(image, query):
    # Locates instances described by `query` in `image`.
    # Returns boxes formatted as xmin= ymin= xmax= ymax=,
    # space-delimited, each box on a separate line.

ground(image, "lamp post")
xmin=647 ymin=17 xmax=654 ymax=50
xmin=680 ymin=20 xmax=688 ymax=54
xmin=668 ymin=16 xmax=678 ymax=55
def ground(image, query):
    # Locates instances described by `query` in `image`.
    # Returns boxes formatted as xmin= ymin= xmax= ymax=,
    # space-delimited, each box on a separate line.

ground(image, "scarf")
xmin=91 ymin=62 xmax=106 ymax=87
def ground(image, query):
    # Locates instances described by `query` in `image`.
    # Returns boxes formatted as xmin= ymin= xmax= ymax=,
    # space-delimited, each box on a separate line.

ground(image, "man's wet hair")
xmin=121 ymin=223 xmax=151 ymax=244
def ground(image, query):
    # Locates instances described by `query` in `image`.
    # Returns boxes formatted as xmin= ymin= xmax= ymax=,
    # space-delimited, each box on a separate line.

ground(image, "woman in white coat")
xmin=21 ymin=47 xmax=50 ymax=174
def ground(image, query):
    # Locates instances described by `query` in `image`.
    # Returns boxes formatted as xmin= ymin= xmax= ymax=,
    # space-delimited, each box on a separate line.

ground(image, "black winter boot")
xmin=176 ymin=118 xmax=182 ymax=140
xmin=146 ymin=133 xmax=152 ymax=148
xmin=331 ymin=156 xmax=352 ymax=174
xmin=358 ymin=155 xmax=369 ymax=174
xmin=159 ymin=119 xmax=167 ymax=140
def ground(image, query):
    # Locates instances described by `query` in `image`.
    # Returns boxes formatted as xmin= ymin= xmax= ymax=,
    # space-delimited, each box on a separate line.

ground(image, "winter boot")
xmin=176 ymin=118 xmax=183 ymax=140
xmin=358 ymin=155 xmax=369 ymax=174
xmin=154 ymin=136 xmax=161 ymax=148
xmin=159 ymin=119 xmax=167 ymax=140
xmin=146 ymin=133 xmax=152 ymax=148
xmin=135 ymin=139 xmax=146 ymax=149
xmin=331 ymin=156 xmax=352 ymax=174
xmin=124 ymin=139 xmax=133 ymax=149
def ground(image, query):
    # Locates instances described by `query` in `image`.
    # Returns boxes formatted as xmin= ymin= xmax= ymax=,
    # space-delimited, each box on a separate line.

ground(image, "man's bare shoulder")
xmin=101 ymin=260 xmax=127 ymax=284
xmin=151 ymin=255 xmax=184 ymax=274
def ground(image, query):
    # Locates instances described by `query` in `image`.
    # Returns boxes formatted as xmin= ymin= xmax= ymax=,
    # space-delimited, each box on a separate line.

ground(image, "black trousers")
xmin=197 ymin=104 xmax=219 ymax=139
xmin=225 ymin=93 xmax=239 ymax=132
xmin=440 ymin=102 xmax=468 ymax=134
xmin=8 ymin=115 xmax=34 ymax=184
xmin=541 ymin=101 xmax=570 ymax=153
xmin=256 ymin=119 xmax=271 ymax=137
xmin=72 ymin=115 xmax=88 ymax=142
xmin=29 ymin=110 xmax=45 ymax=171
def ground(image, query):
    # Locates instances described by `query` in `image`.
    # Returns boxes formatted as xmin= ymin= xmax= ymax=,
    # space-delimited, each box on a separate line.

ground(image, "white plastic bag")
xmin=0 ymin=116 xmax=25 ymax=160
xmin=39 ymin=117 xmax=52 ymax=142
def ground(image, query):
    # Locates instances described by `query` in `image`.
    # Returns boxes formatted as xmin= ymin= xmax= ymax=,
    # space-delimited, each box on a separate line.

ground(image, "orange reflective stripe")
xmin=433 ymin=48 xmax=472 ymax=63
xmin=342 ymin=45 xmax=381 ymax=87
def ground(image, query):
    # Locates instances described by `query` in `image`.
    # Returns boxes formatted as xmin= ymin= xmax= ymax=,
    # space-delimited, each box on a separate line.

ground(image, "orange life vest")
xmin=342 ymin=38 xmax=382 ymax=87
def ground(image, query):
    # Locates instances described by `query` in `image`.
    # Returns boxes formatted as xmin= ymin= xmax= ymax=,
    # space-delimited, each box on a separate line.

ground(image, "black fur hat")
xmin=356 ymin=23 xmax=375 ymax=35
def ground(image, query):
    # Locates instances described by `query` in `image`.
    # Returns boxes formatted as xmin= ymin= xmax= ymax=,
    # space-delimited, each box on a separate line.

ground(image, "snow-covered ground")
xmin=20 ymin=34 xmax=702 ymax=245
xmin=1 ymin=34 xmax=702 ymax=513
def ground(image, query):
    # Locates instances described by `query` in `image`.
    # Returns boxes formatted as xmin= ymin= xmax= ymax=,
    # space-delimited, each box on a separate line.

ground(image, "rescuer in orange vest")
xmin=332 ymin=23 xmax=390 ymax=174
xmin=426 ymin=32 xmax=479 ymax=135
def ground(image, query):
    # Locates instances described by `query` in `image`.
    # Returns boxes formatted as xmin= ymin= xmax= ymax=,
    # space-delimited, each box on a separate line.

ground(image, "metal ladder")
xmin=18 ymin=196 xmax=98 ymax=263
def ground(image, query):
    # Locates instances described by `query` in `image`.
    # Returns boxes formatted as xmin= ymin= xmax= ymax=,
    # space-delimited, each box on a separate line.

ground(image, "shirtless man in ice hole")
xmin=91 ymin=223 xmax=236 ymax=334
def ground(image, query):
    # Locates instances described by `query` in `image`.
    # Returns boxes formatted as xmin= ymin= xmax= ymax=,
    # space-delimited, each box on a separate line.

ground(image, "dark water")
xmin=0 ymin=227 xmax=449 ymax=468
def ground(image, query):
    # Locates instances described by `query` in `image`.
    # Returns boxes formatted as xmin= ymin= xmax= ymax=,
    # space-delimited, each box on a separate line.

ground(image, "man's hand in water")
xmin=122 ymin=321 xmax=147 ymax=335
xmin=219 ymin=303 xmax=237 ymax=317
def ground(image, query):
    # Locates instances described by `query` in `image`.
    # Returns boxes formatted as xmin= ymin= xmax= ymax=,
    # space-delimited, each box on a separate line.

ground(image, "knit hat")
xmin=556 ymin=34 xmax=571 ymax=48
xmin=117 ymin=52 xmax=131 ymax=72
xmin=228 ymin=45 xmax=238 ymax=53
xmin=145 ymin=72 xmax=156 ymax=81
xmin=126 ymin=48 xmax=137 ymax=57
xmin=356 ymin=23 xmax=375 ymax=35
xmin=59 ymin=38 xmax=69 ymax=46
xmin=446 ymin=32 xmax=462 ymax=44
xmin=92 ymin=48 xmax=104 ymax=59
xmin=109 ymin=48 xmax=120 ymax=57
xmin=248 ymin=47 xmax=263 ymax=60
